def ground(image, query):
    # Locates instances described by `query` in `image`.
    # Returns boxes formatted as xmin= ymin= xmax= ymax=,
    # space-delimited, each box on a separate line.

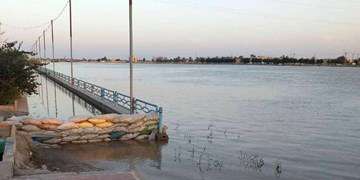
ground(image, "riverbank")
xmin=53 ymin=60 xmax=360 ymax=68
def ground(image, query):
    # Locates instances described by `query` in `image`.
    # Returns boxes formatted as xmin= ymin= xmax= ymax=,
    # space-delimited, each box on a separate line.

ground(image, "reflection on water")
xmin=33 ymin=141 xmax=164 ymax=172
xmin=28 ymin=75 xmax=101 ymax=120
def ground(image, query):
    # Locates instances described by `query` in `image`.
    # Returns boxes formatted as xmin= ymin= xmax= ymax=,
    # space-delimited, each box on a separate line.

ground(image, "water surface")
xmin=28 ymin=63 xmax=360 ymax=180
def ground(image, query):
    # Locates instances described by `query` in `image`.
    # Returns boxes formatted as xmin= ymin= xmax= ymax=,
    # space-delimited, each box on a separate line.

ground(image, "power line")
xmin=53 ymin=1 xmax=70 ymax=21
xmin=1 ymin=0 xmax=69 ymax=30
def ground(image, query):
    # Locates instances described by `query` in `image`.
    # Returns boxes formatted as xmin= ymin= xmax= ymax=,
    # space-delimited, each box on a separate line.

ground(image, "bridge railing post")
xmin=100 ymin=88 xmax=105 ymax=98
xmin=131 ymin=98 xmax=136 ymax=114
xmin=113 ymin=92 xmax=118 ymax=103
xmin=158 ymin=107 xmax=163 ymax=131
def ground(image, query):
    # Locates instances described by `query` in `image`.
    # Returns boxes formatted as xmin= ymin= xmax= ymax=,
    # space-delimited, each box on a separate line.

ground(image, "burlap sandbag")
xmin=21 ymin=125 xmax=41 ymax=132
xmin=135 ymin=134 xmax=149 ymax=140
xmin=97 ymin=134 xmax=110 ymax=139
xmin=145 ymin=112 xmax=159 ymax=121
xmin=62 ymin=135 xmax=80 ymax=142
xmin=81 ymin=127 xmax=101 ymax=135
xmin=128 ymin=113 xmax=146 ymax=123
xmin=88 ymin=118 xmax=107 ymax=124
xmin=120 ymin=133 xmax=139 ymax=141
xmin=145 ymin=124 xmax=158 ymax=130
xmin=128 ymin=125 xmax=146 ymax=133
xmin=94 ymin=114 xmax=121 ymax=121
xmin=40 ymin=118 xmax=63 ymax=126
xmin=96 ymin=122 xmax=114 ymax=128
xmin=21 ymin=119 xmax=42 ymax=126
xmin=113 ymin=126 xmax=129 ymax=133
xmin=104 ymin=138 xmax=111 ymax=142
xmin=61 ymin=128 xmax=83 ymax=137
xmin=57 ymin=122 xmax=79 ymax=130
xmin=80 ymin=134 xmax=98 ymax=140
xmin=69 ymin=115 xmax=91 ymax=123
xmin=38 ymin=124 xmax=59 ymax=131
xmin=128 ymin=119 xmax=147 ymax=130
xmin=109 ymin=115 xmax=130 ymax=124
xmin=98 ymin=126 xmax=115 ymax=134
xmin=145 ymin=120 xmax=158 ymax=127
xmin=139 ymin=126 xmax=155 ymax=135
xmin=78 ymin=122 xmax=94 ymax=128
xmin=110 ymin=114 xmax=145 ymax=124
xmin=30 ymin=130 xmax=58 ymax=137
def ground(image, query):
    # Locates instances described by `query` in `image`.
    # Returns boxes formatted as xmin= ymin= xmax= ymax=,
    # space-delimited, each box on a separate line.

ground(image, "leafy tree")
xmin=0 ymin=42 xmax=39 ymax=105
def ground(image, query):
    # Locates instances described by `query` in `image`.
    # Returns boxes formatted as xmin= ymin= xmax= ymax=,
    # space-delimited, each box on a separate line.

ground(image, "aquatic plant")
xmin=274 ymin=161 xmax=282 ymax=176
xmin=238 ymin=150 xmax=265 ymax=171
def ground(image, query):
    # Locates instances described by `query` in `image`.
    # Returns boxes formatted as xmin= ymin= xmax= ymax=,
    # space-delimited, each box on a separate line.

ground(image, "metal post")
xmin=38 ymin=37 xmax=41 ymax=59
xmin=72 ymin=94 xmax=75 ymax=116
xmin=69 ymin=0 xmax=74 ymax=83
xmin=54 ymin=81 xmax=58 ymax=118
xmin=0 ymin=22 xmax=2 ymax=44
xmin=45 ymin=76 xmax=49 ymax=116
xmin=129 ymin=0 xmax=134 ymax=114
xmin=43 ymin=30 xmax=46 ymax=59
xmin=40 ymin=76 xmax=44 ymax=104
xmin=34 ymin=41 xmax=38 ymax=58
xmin=43 ymin=31 xmax=47 ymax=74
xmin=51 ymin=20 xmax=55 ymax=72
xmin=158 ymin=107 xmax=163 ymax=131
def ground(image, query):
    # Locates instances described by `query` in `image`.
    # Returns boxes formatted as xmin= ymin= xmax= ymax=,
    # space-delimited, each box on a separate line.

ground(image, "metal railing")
xmin=37 ymin=67 xmax=163 ymax=129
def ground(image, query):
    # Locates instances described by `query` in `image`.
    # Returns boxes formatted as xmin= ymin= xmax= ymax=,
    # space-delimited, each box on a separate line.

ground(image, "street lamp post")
xmin=43 ymin=30 xmax=46 ymax=59
xmin=51 ymin=20 xmax=55 ymax=72
xmin=129 ymin=0 xmax=134 ymax=114
xmin=38 ymin=37 xmax=41 ymax=60
xmin=69 ymin=0 xmax=74 ymax=83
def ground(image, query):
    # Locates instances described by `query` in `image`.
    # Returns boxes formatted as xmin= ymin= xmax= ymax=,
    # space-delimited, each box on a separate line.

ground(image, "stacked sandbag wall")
xmin=14 ymin=113 xmax=160 ymax=145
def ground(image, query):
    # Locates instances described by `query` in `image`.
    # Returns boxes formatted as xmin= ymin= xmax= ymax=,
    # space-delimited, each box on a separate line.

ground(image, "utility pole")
xmin=0 ymin=22 xmax=3 ymax=45
xmin=43 ymin=30 xmax=46 ymax=59
xmin=51 ymin=20 xmax=55 ymax=71
xmin=38 ymin=37 xmax=41 ymax=59
xmin=35 ymin=41 xmax=38 ymax=58
xmin=129 ymin=0 xmax=134 ymax=114
xmin=32 ymin=42 xmax=36 ymax=58
xmin=69 ymin=0 xmax=74 ymax=82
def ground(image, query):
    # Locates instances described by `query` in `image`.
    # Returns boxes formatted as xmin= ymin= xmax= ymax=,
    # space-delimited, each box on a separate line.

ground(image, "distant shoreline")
xmin=56 ymin=61 xmax=360 ymax=68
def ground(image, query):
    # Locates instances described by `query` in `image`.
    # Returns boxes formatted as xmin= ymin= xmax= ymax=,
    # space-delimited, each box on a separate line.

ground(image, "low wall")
xmin=11 ymin=113 xmax=161 ymax=145
xmin=0 ymin=126 xmax=16 ymax=180
xmin=0 ymin=97 xmax=29 ymax=119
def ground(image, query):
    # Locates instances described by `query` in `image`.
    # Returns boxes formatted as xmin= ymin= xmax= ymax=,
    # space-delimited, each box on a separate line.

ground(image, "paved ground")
xmin=13 ymin=171 xmax=140 ymax=180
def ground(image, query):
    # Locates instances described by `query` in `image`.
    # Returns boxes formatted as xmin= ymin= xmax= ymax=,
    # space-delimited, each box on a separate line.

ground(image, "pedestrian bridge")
xmin=37 ymin=67 xmax=163 ymax=127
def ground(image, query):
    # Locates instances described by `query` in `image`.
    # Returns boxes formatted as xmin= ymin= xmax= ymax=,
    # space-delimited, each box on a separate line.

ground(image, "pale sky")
xmin=0 ymin=0 xmax=359 ymax=59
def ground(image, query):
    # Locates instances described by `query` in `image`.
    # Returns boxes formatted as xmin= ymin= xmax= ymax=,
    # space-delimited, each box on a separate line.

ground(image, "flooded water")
xmin=28 ymin=63 xmax=360 ymax=180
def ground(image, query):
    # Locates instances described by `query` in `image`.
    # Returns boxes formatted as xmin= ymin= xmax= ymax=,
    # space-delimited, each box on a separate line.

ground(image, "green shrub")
xmin=0 ymin=42 xmax=39 ymax=105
